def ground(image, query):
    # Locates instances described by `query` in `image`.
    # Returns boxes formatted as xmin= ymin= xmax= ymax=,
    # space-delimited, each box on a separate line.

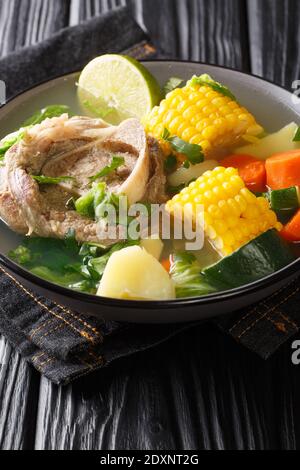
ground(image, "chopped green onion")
xmin=93 ymin=182 xmax=107 ymax=209
xmin=75 ymin=182 xmax=123 ymax=223
xmin=89 ymin=155 xmax=125 ymax=183
xmin=75 ymin=183 xmax=101 ymax=219
xmin=188 ymin=74 xmax=236 ymax=101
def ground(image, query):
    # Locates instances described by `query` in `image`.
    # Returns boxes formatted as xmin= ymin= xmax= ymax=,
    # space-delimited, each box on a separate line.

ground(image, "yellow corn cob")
xmin=144 ymin=77 xmax=263 ymax=157
xmin=166 ymin=167 xmax=282 ymax=257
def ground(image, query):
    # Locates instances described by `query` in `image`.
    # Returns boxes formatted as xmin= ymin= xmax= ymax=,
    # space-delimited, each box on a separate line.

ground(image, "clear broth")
xmin=0 ymin=71 xmax=299 ymax=296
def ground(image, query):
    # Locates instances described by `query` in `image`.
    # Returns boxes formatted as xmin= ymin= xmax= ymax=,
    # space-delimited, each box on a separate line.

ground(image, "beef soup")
xmin=0 ymin=58 xmax=299 ymax=304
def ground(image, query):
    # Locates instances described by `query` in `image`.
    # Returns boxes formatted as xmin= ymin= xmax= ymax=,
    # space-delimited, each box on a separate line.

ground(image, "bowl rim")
xmin=0 ymin=59 xmax=299 ymax=309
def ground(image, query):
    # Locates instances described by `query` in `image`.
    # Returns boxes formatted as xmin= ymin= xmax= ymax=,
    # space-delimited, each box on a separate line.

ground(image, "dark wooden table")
xmin=0 ymin=0 xmax=300 ymax=450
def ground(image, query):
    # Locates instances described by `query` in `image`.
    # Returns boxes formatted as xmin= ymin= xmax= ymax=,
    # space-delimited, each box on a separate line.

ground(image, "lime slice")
xmin=77 ymin=54 xmax=162 ymax=125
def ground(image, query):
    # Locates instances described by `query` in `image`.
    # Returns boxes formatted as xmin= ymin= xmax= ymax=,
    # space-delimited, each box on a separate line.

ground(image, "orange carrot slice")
xmin=161 ymin=258 xmax=172 ymax=273
xmin=266 ymin=150 xmax=300 ymax=190
xmin=281 ymin=210 xmax=300 ymax=242
xmin=221 ymin=154 xmax=266 ymax=193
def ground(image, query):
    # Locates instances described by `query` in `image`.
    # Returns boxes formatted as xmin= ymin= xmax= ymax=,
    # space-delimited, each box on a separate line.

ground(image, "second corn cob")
xmin=166 ymin=167 xmax=282 ymax=257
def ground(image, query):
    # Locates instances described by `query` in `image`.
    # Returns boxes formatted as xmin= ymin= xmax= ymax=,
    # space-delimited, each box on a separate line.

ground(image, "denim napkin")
xmin=0 ymin=6 xmax=299 ymax=385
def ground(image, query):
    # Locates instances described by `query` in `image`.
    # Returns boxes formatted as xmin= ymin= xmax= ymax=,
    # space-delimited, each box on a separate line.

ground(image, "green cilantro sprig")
xmin=161 ymin=128 xmax=204 ymax=165
xmin=32 ymin=175 xmax=76 ymax=185
xmin=188 ymin=74 xmax=236 ymax=101
xmin=163 ymin=77 xmax=184 ymax=97
xmin=89 ymin=156 xmax=125 ymax=183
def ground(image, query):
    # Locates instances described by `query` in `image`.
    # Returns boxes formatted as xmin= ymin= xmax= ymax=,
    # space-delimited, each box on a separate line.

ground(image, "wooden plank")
xmin=0 ymin=338 xmax=40 ymax=450
xmin=0 ymin=0 xmax=70 ymax=57
xmin=141 ymin=0 xmax=249 ymax=68
xmin=34 ymin=325 xmax=300 ymax=450
xmin=247 ymin=0 xmax=300 ymax=86
xmin=35 ymin=350 xmax=180 ymax=450
xmin=69 ymin=0 xmax=128 ymax=25
xmin=0 ymin=0 xmax=71 ymax=451
xmin=69 ymin=0 xmax=250 ymax=69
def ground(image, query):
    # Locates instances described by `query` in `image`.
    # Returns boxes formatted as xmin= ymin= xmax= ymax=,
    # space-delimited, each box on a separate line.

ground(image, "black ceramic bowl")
xmin=0 ymin=61 xmax=300 ymax=323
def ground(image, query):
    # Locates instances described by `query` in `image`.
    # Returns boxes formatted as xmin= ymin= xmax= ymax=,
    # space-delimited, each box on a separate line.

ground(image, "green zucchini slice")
xmin=202 ymin=230 xmax=296 ymax=290
xmin=268 ymin=187 xmax=300 ymax=212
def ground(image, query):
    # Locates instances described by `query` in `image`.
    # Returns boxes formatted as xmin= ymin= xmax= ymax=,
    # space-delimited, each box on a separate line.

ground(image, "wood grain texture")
xmin=34 ymin=326 xmax=300 ymax=450
xmin=69 ymin=0 xmax=250 ymax=68
xmin=0 ymin=341 xmax=40 ymax=450
xmin=0 ymin=0 xmax=300 ymax=451
xmin=0 ymin=0 xmax=67 ymax=451
xmin=247 ymin=0 xmax=300 ymax=86
xmin=0 ymin=0 xmax=70 ymax=56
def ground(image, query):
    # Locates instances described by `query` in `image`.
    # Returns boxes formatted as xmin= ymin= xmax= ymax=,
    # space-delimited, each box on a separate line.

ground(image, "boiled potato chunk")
xmin=97 ymin=246 xmax=175 ymax=300
xmin=140 ymin=236 xmax=164 ymax=260
xmin=235 ymin=123 xmax=300 ymax=159
xmin=168 ymin=160 xmax=218 ymax=187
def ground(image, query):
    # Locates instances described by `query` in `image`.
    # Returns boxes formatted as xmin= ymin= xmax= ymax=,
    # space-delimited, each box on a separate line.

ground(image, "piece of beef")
xmin=144 ymin=137 xmax=168 ymax=204
xmin=0 ymin=115 xmax=167 ymax=244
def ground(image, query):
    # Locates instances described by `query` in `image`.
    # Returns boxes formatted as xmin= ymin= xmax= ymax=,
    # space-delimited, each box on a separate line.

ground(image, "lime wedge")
xmin=78 ymin=54 xmax=162 ymax=125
